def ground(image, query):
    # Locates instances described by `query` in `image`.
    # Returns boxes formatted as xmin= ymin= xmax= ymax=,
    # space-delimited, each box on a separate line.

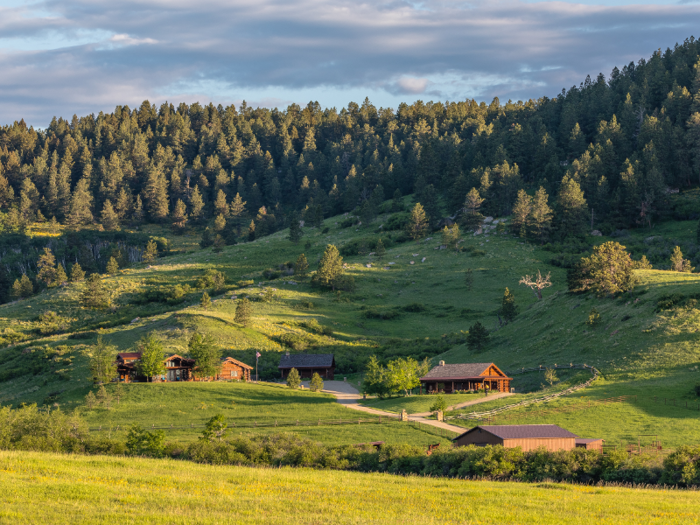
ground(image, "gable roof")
xmin=117 ymin=352 xmax=142 ymax=359
xmin=454 ymin=424 xmax=578 ymax=441
xmin=421 ymin=363 xmax=507 ymax=380
xmin=222 ymin=357 xmax=253 ymax=369
xmin=278 ymin=353 xmax=334 ymax=369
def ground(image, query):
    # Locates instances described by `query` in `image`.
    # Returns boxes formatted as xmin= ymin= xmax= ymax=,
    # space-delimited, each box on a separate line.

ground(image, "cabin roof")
xmin=222 ymin=357 xmax=253 ymax=369
xmin=453 ymin=424 xmax=578 ymax=441
xmin=278 ymin=353 xmax=334 ymax=369
xmin=421 ymin=363 xmax=507 ymax=380
xmin=117 ymin=352 xmax=142 ymax=359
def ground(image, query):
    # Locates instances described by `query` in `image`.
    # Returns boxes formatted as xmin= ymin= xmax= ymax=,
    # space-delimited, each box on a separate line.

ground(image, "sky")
xmin=0 ymin=0 xmax=699 ymax=126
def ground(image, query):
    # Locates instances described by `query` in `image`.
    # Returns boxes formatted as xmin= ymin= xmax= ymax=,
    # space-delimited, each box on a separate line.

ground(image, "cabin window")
xmin=231 ymin=370 xmax=238 ymax=377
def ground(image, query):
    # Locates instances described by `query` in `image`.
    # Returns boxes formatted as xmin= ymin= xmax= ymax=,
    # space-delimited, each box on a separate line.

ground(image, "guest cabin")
xmin=278 ymin=353 xmax=335 ymax=379
xmin=420 ymin=362 xmax=512 ymax=394
xmin=116 ymin=353 xmax=251 ymax=383
xmin=453 ymin=424 xmax=602 ymax=453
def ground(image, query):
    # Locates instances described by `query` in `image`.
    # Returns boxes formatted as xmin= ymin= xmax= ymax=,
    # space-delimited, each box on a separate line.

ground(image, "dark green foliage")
xmin=200 ymin=291 xmax=212 ymax=309
xmin=80 ymin=274 xmax=110 ymax=309
xmin=125 ymin=424 xmax=166 ymax=458
xmin=294 ymin=253 xmax=309 ymax=278
xmin=196 ymin=269 xmax=226 ymax=290
xmin=135 ymin=333 xmax=166 ymax=381
xmin=309 ymin=372 xmax=324 ymax=392
xmin=286 ymin=367 xmax=301 ymax=389
xmin=235 ymin=298 xmax=252 ymax=326
xmin=201 ymin=414 xmax=228 ymax=442
xmin=499 ymin=288 xmax=517 ymax=323
xmin=466 ymin=321 xmax=489 ymax=351
xmin=188 ymin=333 xmax=222 ymax=379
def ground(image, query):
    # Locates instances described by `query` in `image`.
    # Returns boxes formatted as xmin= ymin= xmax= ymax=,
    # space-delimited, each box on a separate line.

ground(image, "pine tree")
xmin=143 ymin=240 xmax=158 ymax=264
xmin=55 ymin=263 xmax=68 ymax=285
xmin=214 ymin=213 xmax=226 ymax=232
xmin=67 ymin=178 xmax=94 ymax=226
xmin=106 ymin=257 xmax=119 ymax=275
xmin=200 ymin=291 xmax=212 ymax=309
xmin=291 ymin=253 xmax=308 ymax=279
xmin=234 ymin=298 xmax=252 ymax=327
xmin=467 ymin=321 xmax=490 ymax=351
xmin=190 ymin=185 xmax=205 ymax=222
xmin=499 ymin=288 xmax=518 ymax=323
xmin=100 ymin=199 xmax=120 ymax=231
xmin=288 ymin=211 xmax=303 ymax=243
xmin=200 ymin=227 xmax=215 ymax=248
xmin=555 ymin=175 xmax=588 ymax=240
xmin=286 ymin=367 xmax=301 ymax=389
xmin=510 ymin=189 xmax=532 ymax=236
xmin=171 ymin=199 xmax=188 ymax=233
xmin=229 ymin=192 xmax=247 ymax=235
xmin=407 ymin=203 xmax=429 ymax=240
xmin=441 ymin=224 xmax=460 ymax=249
xmin=132 ymin=195 xmax=144 ymax=225
xmin=309 ymin=372 xmax=324 ymax=392
xmin=70 ymin=262 xmax=85 ymax=282
xmin=314 ymin=244 xmax=344 ymax=290
xmin=462 ymin=188 xmax=484 ymax=231
xmin=80 ymin=274 xmax=110 ymax=309
xmin=145 ymin=165 xmax=169 ymax=221
xmin=37 ymin=248 xmax=57 ymax=287
xmin=527 ymin=187 xmax=553 ymax=243
xmin=391 ymin=188 xmax=404 ymax=212
xmin=376 ymin=238 xmax=386 ymax=258
xmin=214 ymin=189 xmax=228 ymax=217
xmin=670 ymin=246 xmax=695 ymax=272
xmin=247 ymin=220 xmax=256 ymax=242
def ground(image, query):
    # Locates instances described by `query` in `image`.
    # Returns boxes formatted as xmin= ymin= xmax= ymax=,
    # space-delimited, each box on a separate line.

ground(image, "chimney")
xmin=439 ymin=360 xmax=445 ymax=366
xmin=286 ymin=350 xmax=290 ymax=356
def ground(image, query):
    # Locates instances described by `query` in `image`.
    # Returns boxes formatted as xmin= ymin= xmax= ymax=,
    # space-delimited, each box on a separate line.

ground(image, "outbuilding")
xmin=279 ymin=353 xmax=335 ymax=379
xmin=420 ymin=362 xmax=512 ymax=393
xmin=575 ymin=438 xmax=604 ymax=452
xmin=453 ymin=424 xmax=591 ymax=452
xmin=218 ymin=357 xmax=253 ymax=381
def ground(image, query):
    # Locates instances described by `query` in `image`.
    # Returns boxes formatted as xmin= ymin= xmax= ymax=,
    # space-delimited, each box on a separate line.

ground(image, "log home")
xmin=218 ymin=357 xmax=253 ymax=381
xmin=420 ymin=361 xmax=512 ymax=393
xmin=116 ymin=353 xmax=252 ymax=382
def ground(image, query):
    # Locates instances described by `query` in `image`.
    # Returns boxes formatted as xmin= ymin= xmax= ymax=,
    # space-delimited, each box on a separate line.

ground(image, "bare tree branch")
xmin=519 ymin=270 xmax=552 ymax=300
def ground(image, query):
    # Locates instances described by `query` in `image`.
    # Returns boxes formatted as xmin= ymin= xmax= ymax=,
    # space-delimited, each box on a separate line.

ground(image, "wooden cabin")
xmin=217 ymin=357 xmax=253 ymax=381
xmin=453 ymin=424 xmax=592 ymax=452
xmin=162 ymin=354 xmax=195 ymax=382
xmin=278 ymin=353 xmax=335 ymax=379
xmin=420 ymin=361 xmax=512 ymax=393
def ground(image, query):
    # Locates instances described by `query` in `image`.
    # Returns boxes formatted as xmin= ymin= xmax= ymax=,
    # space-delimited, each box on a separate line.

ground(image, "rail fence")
xmin=446 ymin=363 xmax=600 ymax=422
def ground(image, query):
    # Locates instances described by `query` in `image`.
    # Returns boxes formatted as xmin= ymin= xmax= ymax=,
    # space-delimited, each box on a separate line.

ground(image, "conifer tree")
xmin=70 ymin=262 xmax=85 ymax=282
xmin=391 ymin=188 xmax=404 ymax=212
xmin=288 ymin=211 xmax=303 ymax=244
xmin=100 ymin=199 xmax=120 ymax=231
xmin=229 ymin=192 xmax=247 ymax=235
xmin=145 ymin=165 xmax=169 ymax=221
xmin=234 ymin=298 xmax=252 ymax=327
xmin=12 ymin=275 xmax=32 ymax=298
xmin=115 ymin=187 xmax=131 ymax=219
xmin=80 ymin=274 xmax=110 ymax=309
xmin=407 ymin=203 xmax=429 ymax=240
xmin=55 ymin=263 xmax=68 ymax=285
xmin=467 ymin=321 xmax=490 ymax=351
xmin=106 ymin=257 xmax=119 ymax=275
xmin=510 ymin=189 xmax=532 ymax=236
xmin=37 ymin=248 xmax=57 ymax=287
xmin=314 ymin=244 xmax=344 ymax=290
xmin=670 ymin=246 xmax=694 ymax=272
xmin=294 ymin=253 xmax=309 ymax=279
xmin=171 ymin=199 xmax=188 ymax=233
xmin=143 ymin=240 xmax=158 ymax=264
xmin=376 ymin=238 xmax=386 ymax=258
xmin=527 ymin=187 xmax=553 ymax=243
xmin=555 ymin=175 xmax=589 ymax=239
xmin=462 ymin=188 xmax=484 ymax=231
xmin=190 ymin=185 xmax=205 ymax=222
xmin=132 ymin=195 xmax=144 ymax=225
xmin=499 ymin=288 xmax=518 ymax=323
xmin=214 ymin=213 xmax=226 ymax=232
xmin=200 ymin=291 xmax=212 ymax=309
xmin=286 ymin=368 xmax=301 ymax=389
xmin=464 ymin=268 xmax=473 ymax=290
xmin=214 ymin=189 xmax=228 ymax=217
xmin=68 ymin=178 xmax=94 ymax=226
xmin=309 ymin=372 xmax=324 ymax=392
xmin=200 ymin=227 xmax=215 ymax=248
xmin=247 ymin=220 xmax=256 ymax=242
xmin=441 ymin=224 xmax=460 ymax=249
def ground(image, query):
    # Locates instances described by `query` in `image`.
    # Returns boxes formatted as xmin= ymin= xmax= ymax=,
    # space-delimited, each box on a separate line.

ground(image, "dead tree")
xmin=519 ymin=270 xmax=552 ymax=300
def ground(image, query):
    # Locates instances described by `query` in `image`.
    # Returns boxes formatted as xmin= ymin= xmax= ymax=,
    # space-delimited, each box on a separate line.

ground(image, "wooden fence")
xmin=446 ymin=363 xmax=600 ymax=422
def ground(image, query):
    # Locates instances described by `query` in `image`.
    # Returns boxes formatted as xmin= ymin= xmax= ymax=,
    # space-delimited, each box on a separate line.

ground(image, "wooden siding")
xmin=219 ymin=361 xmax=251 ymax=381
xmin=502 ymin=438 xmax=576 ymax=452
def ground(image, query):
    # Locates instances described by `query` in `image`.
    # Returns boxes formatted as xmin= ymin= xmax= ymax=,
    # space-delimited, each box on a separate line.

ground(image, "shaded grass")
xmin=3 ymin=451 xmax=700 ymax=524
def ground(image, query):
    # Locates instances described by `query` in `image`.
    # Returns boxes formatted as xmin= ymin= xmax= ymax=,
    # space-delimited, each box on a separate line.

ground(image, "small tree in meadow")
xmin=587 ymin=308 xmax=601 ymax=327
xmin=106 ymin=257 xmax=119 ymax=275
xmin=142 ymin=240 xmax=158 ymax=264
xmin=294 ymin=253 xmax=309 ymax=279
xmin=499 ymin=288 xmax=518 ymax=323
xmin=200 ymin=291 xmax=212 ymax=309
xmin=467 ymin=321 xmax=489 ymax=351
xmin=96 ymin=384 xmax=112 ymax=408
xmin=87 ymin=336 xmax=117 ymax=384
xmin=407 ymin=203 xmax=429 ymax=240
xmin=201 ymin=414 xmax=228 ymax=442
xmin=544 ymin=368 xmax=559 ymax=387
xmin=235 ymin=298 xmax=252 ymax=327
xmin=670 ymin=246 xmax=694 ymax=273
xmin=310 ymin=372 xmax=324 ymax=392
xmin=70 ymin=262 xmax=85 ymax=282
xmin=55 ymin=264 xmax=68 ymax=285
xmin=84 ymin=390 xmax=97 ymax=409
xmin=429 ymin=396 xmax=448 ymax=414
xmin=287 ymin=367 xmax=301 ymax=389
xmin=80 ymin=274 xmax=110 ymax=309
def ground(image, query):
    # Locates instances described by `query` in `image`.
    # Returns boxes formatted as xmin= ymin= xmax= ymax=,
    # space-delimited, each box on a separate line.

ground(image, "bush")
xmin=362 ymin=307 xmax=401 ymax=320
xmin=384 ymin=212 xmax=410 ymax=231
xmin=402 ymin=303 xmax=427 ymax=313
xmin=125 ymin=424 xmax=166 ymax=458
xmin=238 ymin=279 xmax=255 ymax=287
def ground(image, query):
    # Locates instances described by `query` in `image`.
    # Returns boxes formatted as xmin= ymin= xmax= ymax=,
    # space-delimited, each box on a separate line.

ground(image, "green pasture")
xmin=2 ymin=451 xmax=700 ymax=525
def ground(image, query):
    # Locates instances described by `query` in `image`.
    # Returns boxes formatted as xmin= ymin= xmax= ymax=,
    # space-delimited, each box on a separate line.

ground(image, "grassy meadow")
xmin=2 ymin=450 xmax=700 ymax=525
xmin=2 ymin=199 xmax=700 ymax=450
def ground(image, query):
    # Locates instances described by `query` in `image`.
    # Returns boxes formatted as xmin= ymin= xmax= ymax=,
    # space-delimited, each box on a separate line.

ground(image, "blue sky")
xmin=0 ymin=0 xmax=698 ymax=126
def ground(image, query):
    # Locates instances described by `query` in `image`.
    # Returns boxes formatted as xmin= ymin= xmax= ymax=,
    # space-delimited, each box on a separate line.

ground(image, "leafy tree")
xmin=633 ymin=255 xmax=653 ymax=270
xmin=544 ymin=368 xmax=559 ymax=387
xmin=467 ymin=321 xmax=489 ymax=351
xmin=462 ymin=188 xmax=484 ymax=231
xmin=80 ymin=274 xmax=110 ymax=309
xmin=200 ymin=291 xmax=212 ymax=309
xmin=70 ymin=262 xmax=85 ymax=282
xmin=286 ymin=367 xmax=301 ymax=389
xmin=126 ymin=424 xmax=166 ymax=457
xmin=407 ymin=203 xmax=429 ymax=240
xmin=37 ymin=248 xmax=57 ymax=287
xmin=362 ymin=355 xmax=389 ymax=398
xmin=201 ymin=414 xmax=228 ymax=442
xmin=573 ymin=241 xmax=636 ymax=296
xmin=55 ymin=263 xmax=67 ymax=285
xmin=106 ymin=257 xmax=119 ymax=275
xmin=314 ymin=244 xmax=344 ymax=290
xmin=670 ymin=246 xmax=694 ymax=272
xmin=188 ymin=333 xmax=222 ymax=379
xmin=235 ymin=298 xmax=252 ymax=327
xmin=288 ymin=211 xmax=303 ymax=243
xmin=142 ymin=240 xmax=158 ymax=264
xmin=294 ymin=253 xmax=309 ymax=278
xmin=500 ymin=287 xmax=518 ymax=323
xmin=310 ymin=372 xmax=324 ymax=392
xmin=136 ymin=334 xmax=166 ymax=382
xmin=385 ymin=357 xmax=430 ymax=396
xmin=87 ymin=336 xmax=117 ymax=384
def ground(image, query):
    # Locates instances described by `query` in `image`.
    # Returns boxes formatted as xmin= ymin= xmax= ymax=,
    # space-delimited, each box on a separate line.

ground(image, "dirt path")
xmin=410 ymin=392 xmax=512 ymax=416
xmin=322 ymin=381 xmax=468 ymax=434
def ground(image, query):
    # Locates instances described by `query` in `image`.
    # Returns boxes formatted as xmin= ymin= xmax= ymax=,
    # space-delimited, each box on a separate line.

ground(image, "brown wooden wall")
xmin=219 ymin=362 xmax=250 ymax=381
xmin=502 ymin=438 xmax=576 ymax=452
xmin=576 ymin=440 xmax=603 ymax=452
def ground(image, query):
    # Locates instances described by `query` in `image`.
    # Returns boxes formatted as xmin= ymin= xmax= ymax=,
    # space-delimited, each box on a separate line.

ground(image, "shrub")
xmin=286 ymin=368 xmax=301 ymax=389
xmin=402 ymin=303 xmax=427 ymax=313
xmin=197 ymin=269 xmax=226 ymax=290
xmin=125 ymin=424 xmax=166 ymax=458
xmin=586 ymin=308 xmax=601 ymax=327
xmin=238 ymin=279 xmax=255 ymax=287
xmin=429 ymin=396 xmax=447 ymax=413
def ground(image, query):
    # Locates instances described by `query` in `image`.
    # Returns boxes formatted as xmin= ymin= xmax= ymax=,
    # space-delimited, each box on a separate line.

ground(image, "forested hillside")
xmin=0 ymin=37 xmax=699 ymax=303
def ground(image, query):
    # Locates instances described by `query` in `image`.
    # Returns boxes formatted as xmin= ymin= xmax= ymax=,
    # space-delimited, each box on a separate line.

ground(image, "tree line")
xmin=1 ymin=38 xmax=699 ymax=247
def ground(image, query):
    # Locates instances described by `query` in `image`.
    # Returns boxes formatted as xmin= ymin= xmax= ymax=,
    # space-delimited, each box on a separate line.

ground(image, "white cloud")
xmin=109 ymin=34 xmax=158 ymax=46
xmin=395 ymin=77 xmax=429 ymax=94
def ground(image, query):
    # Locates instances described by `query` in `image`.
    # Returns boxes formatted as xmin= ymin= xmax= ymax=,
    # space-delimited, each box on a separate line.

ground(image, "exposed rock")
xmin=591 ymin=230 xmax=602 ymax=236
xmin=483 ymin=216 xmax=494 ymax=223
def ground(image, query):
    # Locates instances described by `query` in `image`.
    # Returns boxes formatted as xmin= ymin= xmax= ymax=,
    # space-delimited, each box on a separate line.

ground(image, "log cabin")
xmin=278 ymin=353 xmax=335 ymax=379
xmin=116 ymin=353 xmax=252 ymax=382
xmin=420 ymin=361 xmax=512 ymax=393
xmin=453 ymin=424 xmax=602 ymax=453
xmin=217 ymin=357 xmax=253 ymax=381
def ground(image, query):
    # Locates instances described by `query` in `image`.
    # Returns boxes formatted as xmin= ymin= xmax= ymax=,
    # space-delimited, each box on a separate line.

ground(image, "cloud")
xmin=0 ymin=0 xmax=699 ymax=125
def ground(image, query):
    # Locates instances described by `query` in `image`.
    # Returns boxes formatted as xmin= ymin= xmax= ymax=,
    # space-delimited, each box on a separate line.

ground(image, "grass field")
xmin=361 ymin=393 xmax=480 ymax=413
xmin=4 ymin=200 xmax=700 ymax=450
xmin=2 ymin=450 xmax=700 ymax=525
